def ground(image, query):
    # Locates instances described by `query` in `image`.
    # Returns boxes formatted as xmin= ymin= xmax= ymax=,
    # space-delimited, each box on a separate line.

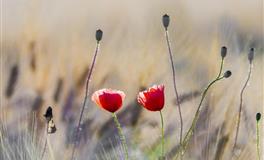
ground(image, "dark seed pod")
xmin=96 ymin=29 xmax=103 ymax=42
xmin=221 ymin=46 xmax=227 ymax=58
xmin=162 ymin=14 xmax=170 ymax=30
xmin=44 ymin=106 xmax=53 ymax=122
xmin=256 ymin=112 xmax=261 ymax=121
xmin=248 ymin=48 xmax=254 ymax=63
xmin=224 ymin=70 xmax=232 ymax=78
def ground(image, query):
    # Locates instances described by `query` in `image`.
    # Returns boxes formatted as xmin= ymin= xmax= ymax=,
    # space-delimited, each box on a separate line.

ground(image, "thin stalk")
xmin=40 ymin=139 xmax=47 ymax=160
xmin=164 ymin=29 xmax=183 ymax=146
xmin=112 ymin=113 xmax=129 ymax=160
xmin=233 ymin=63 xmax=252 ymax=152
xmin=217 ymin=58 xmax=224 ymax=78
xmin=160 ymin=111 xmax=165 ymax=158
xmin=41 ymin=125 xmax=48 ymax=160
xmin=256 ymin=120 xmax=261 ymax=160
xmin=70 ymin=42 xmax=100 ymax=160
xmin=175 ymin=59 xmax=225 ymax=159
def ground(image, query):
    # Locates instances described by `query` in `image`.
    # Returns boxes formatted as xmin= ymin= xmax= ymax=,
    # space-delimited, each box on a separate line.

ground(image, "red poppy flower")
xmin=91 ymin=89 xmax=125 ymax=113
xmin=137 ymin=84 xmax=165 ymax=111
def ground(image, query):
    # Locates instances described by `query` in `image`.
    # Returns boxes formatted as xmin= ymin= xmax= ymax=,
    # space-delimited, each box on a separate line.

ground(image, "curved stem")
xmin=175 ymin=61 xmax=225 ymax=159
xmin=233 ymin=63 xmax=252 ymax=152
xmin=113 ymin=113 xmax=129 ymax=160
xmin=70 ymin=42 xmax=100 ymax=160
xmin=165 ymin=30 xmax=183 ymax=147
xmin=160 ymin=111 xmax=165 ymax=158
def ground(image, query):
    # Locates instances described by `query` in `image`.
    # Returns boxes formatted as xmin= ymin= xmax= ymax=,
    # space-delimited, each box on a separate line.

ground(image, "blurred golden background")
xmin=1 ymin=0 xmax=263 ymax=159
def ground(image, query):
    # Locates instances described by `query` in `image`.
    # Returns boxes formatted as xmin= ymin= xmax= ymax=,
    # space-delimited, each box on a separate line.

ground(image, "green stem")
xmin=160 ymin=111 xmax=165 ymax=158
xmin=217 ymin=58 xmax=224 ymax=78
xmin=175 ymin=59 xmax=225 ymax=159
xmin=165 ymin=30 xmax=183 ymax=148
xmin=256 ymin=121 xmax=261 ymax=160
xmin=233 ymin=63 xmax=252 ymax=152
xmin=112 ymin=113 xmax=129 ymax=160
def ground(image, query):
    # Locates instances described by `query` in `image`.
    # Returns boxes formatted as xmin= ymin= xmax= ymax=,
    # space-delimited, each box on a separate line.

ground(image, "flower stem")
xmin=160 ymin=111 xmax=165 ymax=158
xmin=164 ymin=29 xmax=183 ymax=147
xmin=40 ymin=128 xmax=48 ymax=160
xmin=112 ymin=113 xmax=129 ymax=160
xmin=70 ymin=42 xmax=100 ymax=160
xmin=256 ymin=119 xmax=261 ymax=160
xmin=233 ymin=63 xmax=252 ymax=152
xmin=176 ymin=58 xmax=225 ymax=159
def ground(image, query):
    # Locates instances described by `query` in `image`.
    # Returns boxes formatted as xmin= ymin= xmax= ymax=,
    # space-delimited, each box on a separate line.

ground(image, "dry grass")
xmin=1 ymin=0 xmax=263 ymax=160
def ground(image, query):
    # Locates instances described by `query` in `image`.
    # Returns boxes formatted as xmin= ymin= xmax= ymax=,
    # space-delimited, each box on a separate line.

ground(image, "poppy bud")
xmin=162 ymin=14 xmax=170 ymax=30
xmin=221 ymin=46 xmax=227 ymax=58
xmin=96 ymin=29 xmax=103 ymax=42
xmin=224 ymin=70 xmax=232 ymax=78
xmin=256 ymin=112 xmax=261 ymax=121
xmin=44 ymin=106 xmax=53 ymax=122
xmin=248 ymin=48 xmax=254 ymax=63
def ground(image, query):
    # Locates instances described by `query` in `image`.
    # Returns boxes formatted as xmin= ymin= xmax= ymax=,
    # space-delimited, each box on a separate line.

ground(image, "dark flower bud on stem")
xmin=162 ymin=14 xmax=170 ymax=30
xmin=248 ymin=48 xmax=254 ymax=63
xmin=44 ymin=106 xmax=53 ymax=122
xmin=96 ymin=29 xmax=103 ymax=42
xmin=221 ymin=46 xmax=227 ymax=58
xmin=224 ymin=70 xmax=232 ymax=78
xmin=256 ymin=112 xmax=261 ymax=121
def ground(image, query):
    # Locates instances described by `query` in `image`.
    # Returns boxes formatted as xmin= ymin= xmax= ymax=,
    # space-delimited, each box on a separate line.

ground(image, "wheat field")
xmin=1 ymin=0 xmax=263 ymax=160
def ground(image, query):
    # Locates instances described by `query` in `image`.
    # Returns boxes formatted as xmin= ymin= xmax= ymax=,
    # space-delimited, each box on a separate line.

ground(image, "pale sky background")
xmin=3 ymin=0 xmax=263 ymax=41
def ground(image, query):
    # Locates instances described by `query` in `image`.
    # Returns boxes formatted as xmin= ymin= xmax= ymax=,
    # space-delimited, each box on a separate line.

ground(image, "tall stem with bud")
xmin=175 ymin=47 xmax=231 ymax=159
xmin=162 ymin=14 xmax=183 ymax=149
xmin=71 ymin=29 xmax=103 ymax=160
xmin=233 ymin=48 xmax=254 ymax=153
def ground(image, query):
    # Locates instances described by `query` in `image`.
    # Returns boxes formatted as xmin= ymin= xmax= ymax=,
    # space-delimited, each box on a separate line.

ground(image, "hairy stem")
xmin=160 ymin=111 xmax=165 ymax=158
xmin=165 ymin=30 xmax=183 ymax=147
xmin=71 ymin=42 xmax=100 ymax=160
xmin=112 ymin=113 xmax=129 ymax=160
xmin=233 ymin=63 xmax=252 ymax=152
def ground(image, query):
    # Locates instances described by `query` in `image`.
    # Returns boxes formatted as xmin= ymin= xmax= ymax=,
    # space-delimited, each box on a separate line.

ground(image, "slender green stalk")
xmin=71 ymin=41 xmax=100 ymax=160
xmin=256 ymin=120 xmax=260 ymax=160
xmin=175 ymin=59 xmax=225 ymax=159
xmin=165 ymin=29 xmax=183 ymax=148
xmin=233 ymin=63 xmax=252 ymax=152
xmin=217 ymin=58 xmax=224 ymax=78
xmin=160 ymin=111 xmax=165 ymax=158
xmin=112 ymin=113 xmax=129 ymax=160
